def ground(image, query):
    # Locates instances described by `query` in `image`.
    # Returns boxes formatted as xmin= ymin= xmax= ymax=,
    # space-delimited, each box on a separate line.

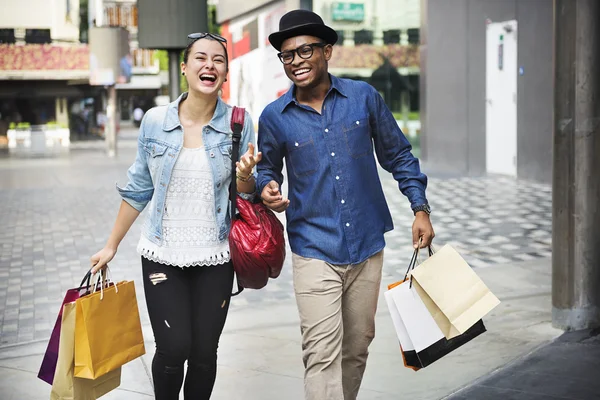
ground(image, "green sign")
xmin=331 ymin=2 xmax=365 ymax=22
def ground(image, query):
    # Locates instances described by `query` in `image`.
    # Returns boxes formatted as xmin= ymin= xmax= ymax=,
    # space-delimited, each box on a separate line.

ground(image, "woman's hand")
xmin=90 ymin=246 xmax=117 ymax=274
xmin=236 ymin=142 xmax=262 ymax=179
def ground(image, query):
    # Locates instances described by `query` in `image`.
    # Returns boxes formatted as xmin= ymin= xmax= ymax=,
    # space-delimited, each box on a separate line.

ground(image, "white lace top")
xmin=137 ymin=147 xmax=230 ymax=267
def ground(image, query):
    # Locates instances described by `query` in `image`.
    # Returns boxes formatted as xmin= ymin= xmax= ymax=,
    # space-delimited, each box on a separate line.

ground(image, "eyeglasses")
xmin=187 ymin=32 xmax=227 ymax=43
xmin=277 ymin=42 xmax=326 ymax=65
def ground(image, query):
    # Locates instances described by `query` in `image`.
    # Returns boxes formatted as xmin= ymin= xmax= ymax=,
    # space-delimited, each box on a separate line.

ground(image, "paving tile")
xmin=0 ymin=150 xmax=552 ymax=343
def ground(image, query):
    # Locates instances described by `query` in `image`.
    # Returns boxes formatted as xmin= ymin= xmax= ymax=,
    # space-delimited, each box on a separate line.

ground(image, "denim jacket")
xmin=117 ymin=93 xmax=255 ymax=245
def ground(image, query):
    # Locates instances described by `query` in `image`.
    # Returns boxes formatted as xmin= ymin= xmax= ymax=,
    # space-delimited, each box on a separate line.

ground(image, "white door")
xmin=486 ymin=20 xmax=517 ymax=176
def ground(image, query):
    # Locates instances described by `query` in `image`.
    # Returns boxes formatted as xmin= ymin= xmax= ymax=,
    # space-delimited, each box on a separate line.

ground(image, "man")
xmin=257 ymin=10 xmax=435 ymax=400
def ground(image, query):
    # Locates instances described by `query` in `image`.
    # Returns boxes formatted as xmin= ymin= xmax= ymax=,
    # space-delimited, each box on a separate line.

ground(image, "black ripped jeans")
xmin=141 ymin=257 xmax=234 ymax=400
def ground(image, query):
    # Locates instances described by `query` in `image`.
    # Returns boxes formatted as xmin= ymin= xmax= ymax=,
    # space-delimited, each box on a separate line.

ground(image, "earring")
xmin=181 ymin=72 xmax=185 ymax=76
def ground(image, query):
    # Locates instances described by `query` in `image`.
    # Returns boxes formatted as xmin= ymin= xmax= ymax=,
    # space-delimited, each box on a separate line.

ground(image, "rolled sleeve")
xmin=369 ymin=88 xmax=428 ymax=209
xmin=116 ymin=115 xmax=154 ymax=211
xmin=256 ymin=115 xmax=284 ymax=196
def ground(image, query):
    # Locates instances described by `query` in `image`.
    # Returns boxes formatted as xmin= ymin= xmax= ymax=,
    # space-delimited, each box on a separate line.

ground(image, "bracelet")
xmin=236 ymin=172 xmax=253 ymax=182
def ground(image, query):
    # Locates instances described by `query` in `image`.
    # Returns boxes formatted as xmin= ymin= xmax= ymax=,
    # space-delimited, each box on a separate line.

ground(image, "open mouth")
xmin=293 ymin=68 xmax=311 ymax=78
xmin=200 ymin=73 xmax=217 ymax=83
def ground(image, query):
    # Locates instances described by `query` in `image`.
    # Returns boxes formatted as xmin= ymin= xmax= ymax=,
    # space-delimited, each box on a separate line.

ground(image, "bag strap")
xmin=230 ymin=106 xmax=244 ymax=222
xmin=230 ymin=106 xmax=245 ymax=297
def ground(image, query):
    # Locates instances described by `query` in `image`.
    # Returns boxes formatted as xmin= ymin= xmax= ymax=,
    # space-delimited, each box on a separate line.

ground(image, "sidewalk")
xmin=443 ymin=329 xmax=600 ymax=400
xmin=0 ymin=257 xmax=561 ymax=399
xmin=0 ymin=141 xmax=558 ymax=399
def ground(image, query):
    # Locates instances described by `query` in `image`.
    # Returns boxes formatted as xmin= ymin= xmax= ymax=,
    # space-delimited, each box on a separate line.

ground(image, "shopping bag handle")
xmin=403 ymin=239 xmax=436 ymax=288
xmin=91 ymin=267 xmax=118 ymax=300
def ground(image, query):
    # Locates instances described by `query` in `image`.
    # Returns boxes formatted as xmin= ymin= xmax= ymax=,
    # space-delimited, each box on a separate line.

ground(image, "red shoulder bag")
xmin=229 ymin=106 xmax=286 ymax=293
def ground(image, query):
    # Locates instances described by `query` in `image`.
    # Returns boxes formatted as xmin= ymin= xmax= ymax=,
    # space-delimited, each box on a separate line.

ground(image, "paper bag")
xmin=385 ymin=279 xmax=486 ymax=370
xmin=411 ymin=244 xmax=500 ymax=339
xmin=38 ymin=288 xmax=82 ymax=385
xmin=51 ymin=302 xmax=121 ymax=400
xmin=74 ymin=280 xmax=145 ymax=379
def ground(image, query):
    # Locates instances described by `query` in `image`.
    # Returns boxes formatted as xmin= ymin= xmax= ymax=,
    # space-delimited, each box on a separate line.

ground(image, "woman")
xmin=90 ymin=33 xmax=261 ymax=400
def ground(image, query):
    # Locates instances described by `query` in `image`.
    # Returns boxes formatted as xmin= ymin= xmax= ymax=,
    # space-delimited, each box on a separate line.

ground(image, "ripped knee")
xmin=149 ymin=272 xmax=167 ymax=285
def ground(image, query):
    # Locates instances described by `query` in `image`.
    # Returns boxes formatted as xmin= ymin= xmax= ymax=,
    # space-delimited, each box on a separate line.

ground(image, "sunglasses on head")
xmin=187 ymin=32 xmax=227 ymax=43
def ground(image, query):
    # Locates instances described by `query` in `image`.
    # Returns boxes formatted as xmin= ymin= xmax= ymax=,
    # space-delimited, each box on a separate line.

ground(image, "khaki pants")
xmin=292 ymin=251 xmax=384 ymax=400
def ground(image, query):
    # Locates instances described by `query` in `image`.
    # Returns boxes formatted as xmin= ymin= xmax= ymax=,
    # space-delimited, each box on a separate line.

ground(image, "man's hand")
xmin=412 ymin=212 xmax=435 ymax=248
xmin=261 ymin=180 xmax=290 ymax=212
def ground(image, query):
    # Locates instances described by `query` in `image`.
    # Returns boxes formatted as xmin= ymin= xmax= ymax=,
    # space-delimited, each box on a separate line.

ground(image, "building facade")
xmin=88 ymin=0 xmax=164 ymax=121
xmin=0 ymin=0 xmax=90 ymax=141
xmin=217 ymin=0 xmax=422 ymax=136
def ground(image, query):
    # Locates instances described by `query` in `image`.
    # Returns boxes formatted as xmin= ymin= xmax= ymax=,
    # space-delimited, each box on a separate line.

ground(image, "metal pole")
xmin=105 ymin=85 xmax=117 ymax=158
xmin=168 ymin=50 xmax=181 ymax=101
xmin=552 ymin=0 xmax=600 ymax=331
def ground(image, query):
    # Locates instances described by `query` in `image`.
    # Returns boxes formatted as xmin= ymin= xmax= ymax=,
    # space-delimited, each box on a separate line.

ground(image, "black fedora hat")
xmin=268 ymin=10 xmax=338 ymax=51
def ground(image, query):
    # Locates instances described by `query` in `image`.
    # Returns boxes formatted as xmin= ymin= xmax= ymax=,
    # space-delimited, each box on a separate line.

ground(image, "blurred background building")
xmin=0 ymin=0 xmax=167 ymax=148
xmin=0 ymin=0 xmax=91 ymax=144
xmin=217 ymin=0 xmax=422 ymax=138
xmin=0 ymin=0 xmax=556 ymax=185
xmin=88 ymin=0 xmax=165 ymax=122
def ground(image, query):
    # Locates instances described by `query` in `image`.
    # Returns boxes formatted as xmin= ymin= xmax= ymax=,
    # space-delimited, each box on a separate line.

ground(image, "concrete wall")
xmin=516 ymin=0 xmax=553 ymax=183
xmin=421 ymin=0 xmax=553 ymax=183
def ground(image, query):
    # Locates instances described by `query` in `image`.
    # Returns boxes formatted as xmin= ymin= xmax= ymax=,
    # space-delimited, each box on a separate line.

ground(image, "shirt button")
xmin=346 ymin=223 xmax=350 ymax=227
xmin=217 ymin=207 xmax=222 ymax=213
xmin=295 ymin=142 xmax=299 ymax=147
xmin=331 ymin=152 xmax=335 ymax=157
xmin=216 ymin=183 xmax=221 ymax=188
xmin=335 ymin=176 xmax=340 ymax=180
xmin=341 ymin=199 xmax=345 ymax=204
xmin=356 ymin=120 xmax=360 ymax=125
xmin=325 ymin=128 xmax=329 ymax=133
xmin=210 ymin=152 xmax=215 ymax=158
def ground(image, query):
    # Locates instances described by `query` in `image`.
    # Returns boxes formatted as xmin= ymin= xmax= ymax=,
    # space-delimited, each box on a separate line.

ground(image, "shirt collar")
xmin=279 ymin=74 xmax=348 ymax=114
xmin=163 ymin=92 xmax=230 ymax=134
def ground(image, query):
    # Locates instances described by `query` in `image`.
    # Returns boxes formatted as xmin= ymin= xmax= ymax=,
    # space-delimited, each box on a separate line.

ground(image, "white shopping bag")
xmin=386 ymin=280 xmax=445 ymax=353
xmin=385 ymin=278 xmax=487 ymax=370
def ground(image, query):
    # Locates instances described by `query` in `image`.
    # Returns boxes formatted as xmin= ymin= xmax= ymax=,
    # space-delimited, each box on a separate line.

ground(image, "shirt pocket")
xmin=342 ymin=117 xmax=372 ymax=158
xmin=144 ymin=142 xmax=169 ymax=176
xmin=287 ymin=138 xmax=319 ymax=177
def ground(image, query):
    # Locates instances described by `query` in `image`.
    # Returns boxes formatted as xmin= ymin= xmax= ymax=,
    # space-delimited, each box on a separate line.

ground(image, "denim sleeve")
xmin=369 ymin=88 xmax=428 ymax=209
xmin=237 ymin=110 xmax=256 ymax=201
xmin=116 ymin=115 xmax=154 ymax=211
xmin=256 ymin=114 xmax=284 ymax=196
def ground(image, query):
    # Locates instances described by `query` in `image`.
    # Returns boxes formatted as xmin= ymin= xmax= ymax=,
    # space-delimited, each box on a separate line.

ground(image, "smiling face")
xmin=280 ymin=35 xmax=332 ymax=90
xmin=181 ymin=38 xmax=228 ymax=96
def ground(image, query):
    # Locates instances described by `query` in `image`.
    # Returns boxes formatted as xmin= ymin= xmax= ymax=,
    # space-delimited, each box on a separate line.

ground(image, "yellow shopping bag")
xmin=410 ymin=244 xmax=500 ymax=339
xmin=74 ymin=280 xmax=145 ymax=379
xmin=51 ymin=302 xmax=121 ymax=400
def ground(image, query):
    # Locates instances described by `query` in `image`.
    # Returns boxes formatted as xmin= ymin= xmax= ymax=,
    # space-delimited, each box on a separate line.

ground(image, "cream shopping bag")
xmin=51 ymin=302 xmax=121 ymax=400
xmin=410 ymin=244 xmax=500 ymax=339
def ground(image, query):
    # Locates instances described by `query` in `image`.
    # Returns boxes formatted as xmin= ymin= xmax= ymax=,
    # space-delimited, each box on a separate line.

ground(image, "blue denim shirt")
xmin=257 ymin=75 xmax=428 ymax=265
xmin=117 ymin=93 xmax=255 ymax=245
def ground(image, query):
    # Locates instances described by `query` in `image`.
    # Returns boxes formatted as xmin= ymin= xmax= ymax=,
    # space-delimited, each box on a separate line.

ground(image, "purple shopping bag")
xmin=38 ymin=271 xmax=97 ymax=385
xmin=37 ymin=288 xmax=81 ymax=384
